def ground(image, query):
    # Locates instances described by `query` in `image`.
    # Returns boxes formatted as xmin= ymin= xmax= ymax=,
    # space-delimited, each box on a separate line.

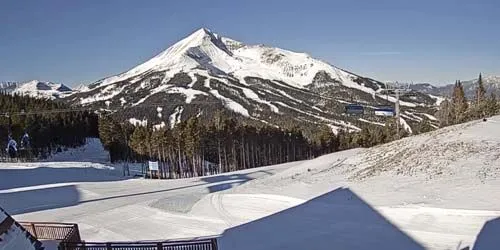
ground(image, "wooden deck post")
xmin=73 ymin=223 xmax=81 ymax=242
xmin=211 ymin=238 xmax=218 ymax=249
xmin=30 ymin=223 xmax=38 ymax=238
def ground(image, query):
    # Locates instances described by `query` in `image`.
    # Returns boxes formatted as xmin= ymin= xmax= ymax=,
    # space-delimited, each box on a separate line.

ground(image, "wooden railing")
xmin=19 ymin=221 xmax=217 ymax=250
xmin=58 ymin=238 xmax=218 ymax=250
xmin=19 ymin=222 xmax=81 ymax=243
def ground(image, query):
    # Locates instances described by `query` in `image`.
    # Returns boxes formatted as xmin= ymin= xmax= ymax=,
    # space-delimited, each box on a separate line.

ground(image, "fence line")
xmin=19 ymin=221 xmax=218 ymax=250
xmin=58 ymin=238 xmax=218 ymax=250
xmin=19 ymin=222 xmax=81 ymax=242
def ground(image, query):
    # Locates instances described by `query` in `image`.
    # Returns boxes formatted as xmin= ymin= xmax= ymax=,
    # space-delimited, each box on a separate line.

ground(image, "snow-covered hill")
xmin=0 ymin=80 xmax=73 ymax=99
xmin=2 ymin=116 xmax=500 ymax=250
xmin=66 ymin=28 xmax=438 ymax=133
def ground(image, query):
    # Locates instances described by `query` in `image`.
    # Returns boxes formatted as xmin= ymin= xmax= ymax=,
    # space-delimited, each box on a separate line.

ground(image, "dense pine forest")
xmin=0 ymin=92 xmax=98 ymax=160
xmin=98 ymin=109 xmax=417 ymax=178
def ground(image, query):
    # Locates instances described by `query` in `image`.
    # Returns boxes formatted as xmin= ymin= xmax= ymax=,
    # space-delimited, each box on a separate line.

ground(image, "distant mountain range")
xmin=0 ymin=80 xmax=72 ymax=99
xmin=409 ymin=75 xmax=500 ymax=99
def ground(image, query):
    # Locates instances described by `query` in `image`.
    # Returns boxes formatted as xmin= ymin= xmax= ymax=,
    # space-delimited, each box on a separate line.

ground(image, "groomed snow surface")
xmin=2 ymin=117 xmax=500 ymax=249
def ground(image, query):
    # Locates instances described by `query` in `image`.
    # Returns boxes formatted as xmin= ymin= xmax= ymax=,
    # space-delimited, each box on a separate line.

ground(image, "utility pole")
xmin=384 ymin=82 xmax=389 ymax=103
xmin=395 ymin=88 xmax=400 ymax=139
xmin=383 ymin=81 xmax=410 ymax=139
xmin=389 ymin=82 xmax=407 ymax=139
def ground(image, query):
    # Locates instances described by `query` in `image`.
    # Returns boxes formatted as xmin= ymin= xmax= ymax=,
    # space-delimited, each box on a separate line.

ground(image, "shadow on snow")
xmin=472 ymin=217 xmax=500 ymax=250
xmin=219 ymin=187 xmax=425 ymax=250
xmin=0 ymin=166 xmax=127 ymax=190
xmin=0 ymin=169 xmax=272 ymax=215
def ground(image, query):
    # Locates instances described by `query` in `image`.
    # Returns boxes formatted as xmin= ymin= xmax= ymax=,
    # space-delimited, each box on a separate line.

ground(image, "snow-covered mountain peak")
xmin=90 ymin=27 xmax=373 ymax=90
xmin=93 ymin=27 xmax=237 ymax=88
xmin=170 ymin=27 xmax=228 ymax=53
xmin=69 ymin=28 xmax=438 ymax=133
xmin=8 ymin=80 xmax=72 ymax=99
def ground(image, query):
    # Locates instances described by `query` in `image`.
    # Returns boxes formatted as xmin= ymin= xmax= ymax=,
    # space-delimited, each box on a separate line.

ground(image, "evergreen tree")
xmin=487 ymin=92 xmax=499 ymax=116
xmin=185 ymin=117 xmax=202 ymax=176
xmin=436 ymin=99 xmax=452 ymax=127
xmin=415 ymin=116 xmax=433 ymax=134
xmin=129 ymin=126 xmax=150 ymax=160
xmin=476 ymin=73 xmax=486 ymax=104
xmin=452 ymin=80 xmax=468 ymax=124
xmin=474 ymin=73 xmax=487 ymax=118
xmin=0 ymin=92 xmax=98 ymax=161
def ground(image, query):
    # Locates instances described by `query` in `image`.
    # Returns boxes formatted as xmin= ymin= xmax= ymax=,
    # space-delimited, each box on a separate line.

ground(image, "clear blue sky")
xmin=1 ymin=0 xmax=498 ymax=87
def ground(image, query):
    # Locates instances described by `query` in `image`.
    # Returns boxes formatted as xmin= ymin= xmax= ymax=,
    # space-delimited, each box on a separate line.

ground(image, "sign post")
xmin=148 ymin=161 xmax=159 ymax=179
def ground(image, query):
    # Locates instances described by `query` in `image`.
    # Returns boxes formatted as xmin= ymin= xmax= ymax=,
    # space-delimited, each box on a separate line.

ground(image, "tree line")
xmin=99 ymin=112 xmax=314 ymax=178
xmin=99 ymin=109 xmax=411 ymax=178
xmin=437 ymin=74 xmax=500 ymax=127
xmin=0 ymin=92 xmax=99 ymax=161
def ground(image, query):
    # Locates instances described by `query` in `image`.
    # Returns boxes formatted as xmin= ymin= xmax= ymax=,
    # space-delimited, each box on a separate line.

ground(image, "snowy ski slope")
xmin=1 ymin=116 xmax=500 ymax=249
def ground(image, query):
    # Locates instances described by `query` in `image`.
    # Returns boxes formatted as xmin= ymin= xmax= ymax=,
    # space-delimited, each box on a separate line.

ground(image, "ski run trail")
xmin=2 ymin=116 xmax=500 ymax=250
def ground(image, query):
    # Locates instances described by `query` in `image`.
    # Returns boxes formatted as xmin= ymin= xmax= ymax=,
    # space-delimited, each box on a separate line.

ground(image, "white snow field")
xmin=1 ymin=117 xmax=500 ymax=249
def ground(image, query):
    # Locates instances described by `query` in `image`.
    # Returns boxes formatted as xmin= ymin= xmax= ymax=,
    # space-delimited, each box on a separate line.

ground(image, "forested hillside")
xmin=436 ymin=75 xmax=500 ymax=126
xmin=98 ymin=108 xmax=429 ymax=178
xmin=0 ymin=92 xmax=98 ymax=160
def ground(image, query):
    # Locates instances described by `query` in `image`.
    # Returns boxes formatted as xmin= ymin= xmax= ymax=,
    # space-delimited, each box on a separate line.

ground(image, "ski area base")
xmin=1 ymin=116 xmax=500 ymax=249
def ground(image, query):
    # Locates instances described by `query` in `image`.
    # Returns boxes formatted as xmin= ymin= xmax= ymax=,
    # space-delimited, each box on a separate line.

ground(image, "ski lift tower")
xmin=384 ymin=81 xmax=411 ymax=139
